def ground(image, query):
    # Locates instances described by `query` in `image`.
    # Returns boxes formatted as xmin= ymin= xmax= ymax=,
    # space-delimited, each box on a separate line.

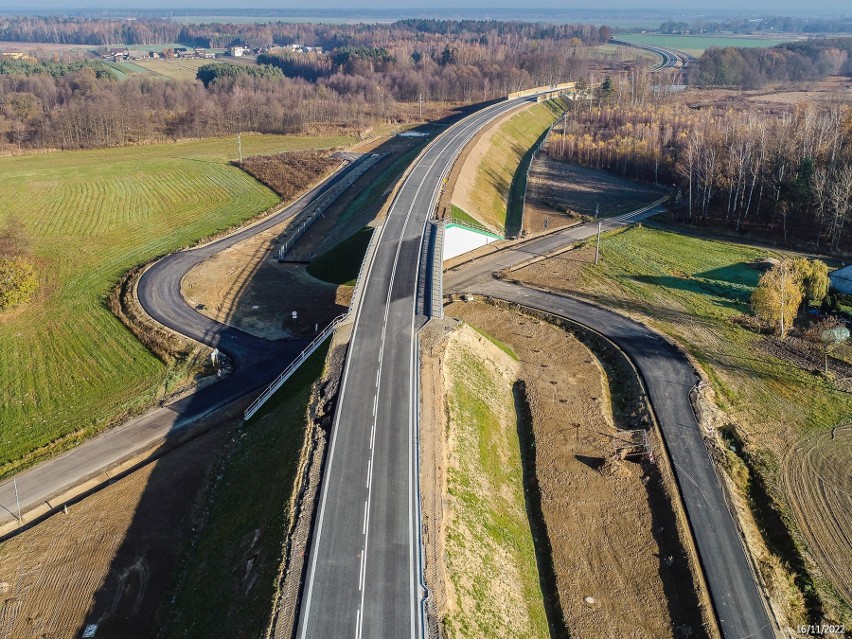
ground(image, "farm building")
xmin=829 ymin=265 xmax=852 ymax=294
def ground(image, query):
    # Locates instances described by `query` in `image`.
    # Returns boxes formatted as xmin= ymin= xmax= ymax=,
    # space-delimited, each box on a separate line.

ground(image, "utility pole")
xmin=418 ymin=93 xmax=424 ymax=121
xmin=594 ymin=222 xmax=602 ymax=265
xmin=237 ymin=132 xmax=242 ymax=164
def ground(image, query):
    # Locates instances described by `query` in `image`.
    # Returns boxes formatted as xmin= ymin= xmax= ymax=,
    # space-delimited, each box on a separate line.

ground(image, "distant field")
xmin=133 ymin=58 xmax=220 ymax=81
xmin=614 ymin=33 xmax=797 ymax=56
xmin=0 ymin=133 xmax=353 ymax=474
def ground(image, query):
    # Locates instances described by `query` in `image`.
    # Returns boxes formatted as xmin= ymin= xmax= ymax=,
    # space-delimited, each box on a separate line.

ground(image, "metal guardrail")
xmin=347 ymin=225 xmax=382 ymax=316
xmin=243 ymin=313 xmax=347 ymax=421
xmin=278 ymin=154 xmax=383 ymax=262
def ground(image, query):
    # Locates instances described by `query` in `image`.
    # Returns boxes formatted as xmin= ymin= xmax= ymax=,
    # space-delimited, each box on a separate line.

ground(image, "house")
xmin=102 ymin=48 xmax=129 ymax=61
xmin=829 ymin=265 xmax=852 ymax=295
xmin=127 ymin=50 xmax=148 ymax=61
xmin=228 ymin=46 xmax=249 ymax=57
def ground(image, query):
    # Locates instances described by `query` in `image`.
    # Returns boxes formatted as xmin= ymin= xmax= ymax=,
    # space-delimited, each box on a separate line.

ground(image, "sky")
xmin=0 ymin=0 xmax=847 ymax=16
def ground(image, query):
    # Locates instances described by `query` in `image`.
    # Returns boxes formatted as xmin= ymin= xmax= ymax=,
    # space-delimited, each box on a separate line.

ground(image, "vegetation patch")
xmin=465 ymin=322 xmax=519 ymax=361
xmin=239 ymin=151 xmax=341 ymax=200
xmin=0 ymin=134 xmax=351 ymax=474
xmin=159 ymin=343 xmax=328 ymax=639
xmin=307 ymin=226 xmax=373 ymax=286
xmin=442 ymin=326 xmax=549 ymax=639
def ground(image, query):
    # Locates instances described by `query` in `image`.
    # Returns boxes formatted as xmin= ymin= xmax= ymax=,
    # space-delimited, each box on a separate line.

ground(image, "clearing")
xmin=421 ymin=306 xmax=710 ymax=639
xmin=509 ymin=225 xmax=852 ymax=630
xmin=451 ymin=100 xmax=564 ymax=235
xmin=524 ymin=153 xmax=667 ymax=233
xmin=0 ymin=133 xmax=353 ymax=476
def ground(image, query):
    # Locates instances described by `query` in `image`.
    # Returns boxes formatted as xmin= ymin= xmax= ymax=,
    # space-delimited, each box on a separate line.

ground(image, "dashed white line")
xmin=363 ymin=500 xmax=368 ymax=533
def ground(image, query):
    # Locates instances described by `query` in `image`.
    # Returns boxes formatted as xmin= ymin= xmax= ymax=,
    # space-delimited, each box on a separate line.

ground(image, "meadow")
xmin=615 ymin=33 xmax=797 ymax=56
xmin=0 ymin=133 xmax=353 ymax=475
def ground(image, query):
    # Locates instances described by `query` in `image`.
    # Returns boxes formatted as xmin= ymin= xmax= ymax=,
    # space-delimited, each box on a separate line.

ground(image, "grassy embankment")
xmin=613 ymin=33 xmax=795 ymax=57
xmin=159 ymin=342 xmax=329 ymax=638
xmin=454 ymin=100 xmax=563 ymax=236
xmin=308 ymin=142 xmax=427 ymax=286
xmin=0 ymin=133 xmax=353 ymax=476
xmin=513 ymin=225 xmax=852 ymax=625
xmin=442 ymin=327 xmax=548 ymax=639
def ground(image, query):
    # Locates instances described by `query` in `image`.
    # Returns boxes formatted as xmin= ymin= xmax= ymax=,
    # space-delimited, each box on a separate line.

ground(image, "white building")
xmin=829 ymin=265 xmax=852 ymax=295
xmin=229 ymin=46 xmax=249 ymax=58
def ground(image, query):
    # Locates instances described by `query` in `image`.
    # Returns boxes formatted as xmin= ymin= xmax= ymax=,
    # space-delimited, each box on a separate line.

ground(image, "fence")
xmin=278 ymin=153 xmax=383 ymax=262
xmin=243 ymin=314 xmax=347 ymax=421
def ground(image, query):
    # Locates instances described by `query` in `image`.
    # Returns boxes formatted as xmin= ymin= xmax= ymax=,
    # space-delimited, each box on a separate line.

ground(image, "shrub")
xmin=0 ymin=256 xmax=38 ymax=311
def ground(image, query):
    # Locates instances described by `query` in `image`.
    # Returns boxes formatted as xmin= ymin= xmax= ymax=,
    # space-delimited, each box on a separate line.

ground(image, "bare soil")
xmin=0 ymin=429 xmax=228 ymax=639
xmin=422 ymin=300 xmax=710 ymax=639
xmin=782 ymin=424 xmax=852 ymax=607
xmin=525 ymin=154 xmax=667 ymax=234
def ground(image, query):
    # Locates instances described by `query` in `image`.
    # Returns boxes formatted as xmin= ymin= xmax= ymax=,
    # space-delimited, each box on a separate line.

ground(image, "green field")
xmin=614 ymin=33 xmax=797 ymax=57
xmin=443 ymin=328 xmax=548 ymax=639
xmin=455 ymin=100 xmax=563 ymax=234
xmin=0 ymin=133 xmax=353 ymax=475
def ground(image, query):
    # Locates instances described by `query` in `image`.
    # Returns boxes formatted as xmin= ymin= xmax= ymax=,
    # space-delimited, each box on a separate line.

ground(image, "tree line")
xmin=694 ymin=38 xmax=852 ymax=88
xmin=548 ymin=74 xmax=852 ymax=252
xmin=0 ymin=18 xmax=610 ymax=152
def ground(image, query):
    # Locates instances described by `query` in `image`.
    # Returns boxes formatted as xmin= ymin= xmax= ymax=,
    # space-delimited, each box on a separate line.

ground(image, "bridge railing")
xmin=243 ymin=313 xmax=347 ymax=421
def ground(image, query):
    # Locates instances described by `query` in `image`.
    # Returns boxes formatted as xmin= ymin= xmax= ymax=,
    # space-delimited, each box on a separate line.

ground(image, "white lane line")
xmin=355 ymin=608 xmax=361 ymax=639
xmin=373 ymin=394 xmax=378 ymax=416
xmin=363 ymin=500 xmax=368 ymax=534
xmin=366 ymin=458 xmax=372 ymax=489
xmin=301 ymin=96 xmax=528 ymax=639
xmin=359 ymin=549 xmax=366 ymax=591
xmin=359 ymin=545 xmax=367 ymax=591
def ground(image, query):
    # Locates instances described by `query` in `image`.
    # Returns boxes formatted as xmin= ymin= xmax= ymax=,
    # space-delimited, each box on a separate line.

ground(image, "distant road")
xmin=0 ymin=159 xmax=368 ymax=535
xmin=611 ymin=37 xmax=693 ymax=72
xmin=446 ymin=212 xmax=775 ymax=639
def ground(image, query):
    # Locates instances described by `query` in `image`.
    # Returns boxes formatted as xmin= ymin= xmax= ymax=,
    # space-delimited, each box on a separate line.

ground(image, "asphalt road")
xmin=0 ymin=159 xmax=366 ymax=533
xmin=297 ymin=96 xmax=539 ymax=639
xmin=445 ymin=218 xmax=775 ymax=639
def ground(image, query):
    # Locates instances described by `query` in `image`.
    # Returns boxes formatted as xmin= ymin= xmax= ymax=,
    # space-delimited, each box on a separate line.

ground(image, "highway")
xmin=0 ymin=159 xmax=366 ymax=534
xmin=610 ymin=38 xmax=692 ymax=72
xmin=296 ymin=96 xmax=539 ymax=639
xmin=445 ymin=215 xmax=775 ymax=639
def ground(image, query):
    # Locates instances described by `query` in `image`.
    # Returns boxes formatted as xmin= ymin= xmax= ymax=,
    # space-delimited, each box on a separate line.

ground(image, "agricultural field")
xmin=0 ymin=133 xmax=353 ymax=476
xmin=511 ymin=226 xmax=852 ymax=627
xmin=452 ymin=100 xmax=563 ymax=235
xmin=614 ymin=33 xmax=798 ymax=56
xmin=133 ymin=58 xmax=229 ymax=81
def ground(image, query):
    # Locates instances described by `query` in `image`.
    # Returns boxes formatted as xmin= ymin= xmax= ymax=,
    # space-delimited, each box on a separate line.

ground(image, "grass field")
xmin=512 ymin=226 xmax=852 ymax=625
xmin=614 ymin=33 xmax=797 ymax=56
xmin=0 ymin=133 xmax=353 ymax=475
xmin=442 ymin=327 xmax=548 ymax=639
xmin=455 ymin=100 xmax=562 ymax=234
xmin=133 ymin=58 xmax=224 ymax=81
xmin=160 ymin=341 xmax=328 ymax=637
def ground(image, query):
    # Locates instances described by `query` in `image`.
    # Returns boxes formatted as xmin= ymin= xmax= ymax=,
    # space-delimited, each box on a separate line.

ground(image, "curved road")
xmin=446 ymin=222 xmax=775 ymax=639
xmin=0 ymin=158 xmax=366 ymax=534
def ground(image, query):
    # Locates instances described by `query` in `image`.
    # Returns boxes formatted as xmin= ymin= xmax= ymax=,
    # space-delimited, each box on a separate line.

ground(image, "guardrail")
xmin=278 ymin=154 xmax=384 ymax=262
xmin=243 ymin=313 xmax=347 ymax=421
xmin=347 ymin=225 xmax=382 ymax=316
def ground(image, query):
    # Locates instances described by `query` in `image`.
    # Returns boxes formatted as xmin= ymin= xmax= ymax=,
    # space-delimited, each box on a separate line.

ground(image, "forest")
xmin=0 ymin=18 xmax=609 ymax=151
xmin=549 ymin=74 xmax=852 ymax=251
xmin=695 ymin=38 xmax=852 ymax=88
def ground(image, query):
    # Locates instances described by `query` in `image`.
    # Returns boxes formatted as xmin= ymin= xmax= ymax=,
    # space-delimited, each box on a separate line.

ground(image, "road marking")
xmin=366 ymin=459 xmax=372 ymax=488
xmin=359 ymin=548 xmax=365 ymax=590
xmin=355 ymin=608 xmax=361 ymax=639
xmin=373 ymin=394 xmax=378 ymax=416
xmin=363 ymin=500 xmax=368 ymax=534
